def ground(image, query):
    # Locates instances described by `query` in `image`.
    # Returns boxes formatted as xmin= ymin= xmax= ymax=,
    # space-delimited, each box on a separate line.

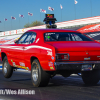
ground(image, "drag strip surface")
xmin=0 ymin=69 xmax=100 ymax=100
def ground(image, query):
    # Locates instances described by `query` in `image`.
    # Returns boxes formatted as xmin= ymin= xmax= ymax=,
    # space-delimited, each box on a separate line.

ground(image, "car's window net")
xmin=44 ymin=32 xmax=92 ymax=41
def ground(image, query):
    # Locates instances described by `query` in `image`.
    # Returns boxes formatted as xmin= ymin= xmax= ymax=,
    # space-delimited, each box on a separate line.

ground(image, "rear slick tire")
xmin=82 ymin=70 xmax=100 ymax=85
xmin=2 ymin=56 xmax=13 ymax=78
xmin=31 ymin=59 xmax=50 ymax=87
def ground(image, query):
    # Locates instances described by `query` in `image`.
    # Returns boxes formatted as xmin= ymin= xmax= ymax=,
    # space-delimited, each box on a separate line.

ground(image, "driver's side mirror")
xmin=14 ymin=40 xmax=18 ymax=44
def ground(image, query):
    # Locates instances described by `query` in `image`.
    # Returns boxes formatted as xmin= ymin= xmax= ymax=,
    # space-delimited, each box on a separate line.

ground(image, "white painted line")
xmin=16 ymin=69 xmax=31 ymax=73
xmin=71 ymin=74 xmax=78 ymax=76
xmin=0 ymin=64 xmax=2 ymax=66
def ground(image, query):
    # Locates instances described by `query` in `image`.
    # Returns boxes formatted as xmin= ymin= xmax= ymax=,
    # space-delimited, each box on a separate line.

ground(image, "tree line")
xmin=24 ymin=21 xmax=44 ymax=28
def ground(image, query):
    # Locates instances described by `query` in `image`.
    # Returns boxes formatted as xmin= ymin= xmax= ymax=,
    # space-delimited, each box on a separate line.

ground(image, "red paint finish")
xmin=0 ymin=29 xmax=100 ymax=71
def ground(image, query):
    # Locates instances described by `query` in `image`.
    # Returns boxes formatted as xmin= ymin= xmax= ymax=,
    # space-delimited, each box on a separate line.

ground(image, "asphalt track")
xmin=0 ymin=67 xmax=100 ymax=100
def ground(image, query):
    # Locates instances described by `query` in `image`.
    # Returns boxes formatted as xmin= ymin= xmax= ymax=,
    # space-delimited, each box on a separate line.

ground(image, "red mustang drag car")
xmin=0 ymin=29 xmax=100 ymax=87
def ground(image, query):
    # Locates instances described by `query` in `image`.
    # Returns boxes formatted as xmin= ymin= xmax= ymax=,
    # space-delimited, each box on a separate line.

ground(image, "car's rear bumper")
xmin=54 ymin=61 xmax=100 ymax=70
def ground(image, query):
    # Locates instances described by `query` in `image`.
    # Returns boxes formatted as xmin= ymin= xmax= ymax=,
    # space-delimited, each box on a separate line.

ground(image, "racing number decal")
xmin=47 ymin=51 xmax=52 ymax=56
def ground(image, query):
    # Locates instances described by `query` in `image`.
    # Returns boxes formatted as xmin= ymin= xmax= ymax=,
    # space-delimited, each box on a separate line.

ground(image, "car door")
xmin=22 ymin=32 xmax=37 ymax=69
xmin=9 ymin=32 xmax=33 ymax=68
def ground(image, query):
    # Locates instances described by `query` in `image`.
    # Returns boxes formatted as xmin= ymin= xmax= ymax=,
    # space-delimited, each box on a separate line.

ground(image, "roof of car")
xmin=27 ymin=29 xmax=80 ymax=34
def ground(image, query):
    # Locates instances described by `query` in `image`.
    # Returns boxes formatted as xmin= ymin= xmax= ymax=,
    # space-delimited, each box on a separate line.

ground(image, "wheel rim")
xmin=3 ymin=61 xmax=7 ymax=74
xmin=32 ymin=66 xmax=39 ymax=82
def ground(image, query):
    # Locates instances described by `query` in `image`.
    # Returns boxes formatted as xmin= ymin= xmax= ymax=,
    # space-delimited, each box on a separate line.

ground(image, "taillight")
xmin=56 ymin=53 xmax=69 ymax=60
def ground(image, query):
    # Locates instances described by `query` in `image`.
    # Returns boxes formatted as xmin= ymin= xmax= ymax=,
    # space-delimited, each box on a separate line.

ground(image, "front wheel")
xmin=2 ymin=56 xmax=13 ymax=78
xmin=81 ymin=70 xmax=100 ymax=85
xmin=31 ymin=59 xmax=50 ymax=87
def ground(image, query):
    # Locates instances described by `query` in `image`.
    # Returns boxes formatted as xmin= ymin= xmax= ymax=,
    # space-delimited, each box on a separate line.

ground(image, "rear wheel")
xmin=81 ymin=70 xmax=100 ymax=85
xmin=31 ymin=59 xmax=50 ymax=87
xmin=2 ymin=56 xmax=13 ymax=78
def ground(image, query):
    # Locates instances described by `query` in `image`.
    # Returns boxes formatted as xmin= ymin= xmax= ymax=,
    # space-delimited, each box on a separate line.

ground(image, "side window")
xmin=29 ymin=33 xmax=36 ymax=44
xmin=18 ymin=32 xmax=36 ymax=44
xmin=24 ymin=34 xmax=32 ymax=43
xmin=71 ymin=34 xmax=83 ymax=41
xmin=18 ymin=33 xmax=28 ymax=44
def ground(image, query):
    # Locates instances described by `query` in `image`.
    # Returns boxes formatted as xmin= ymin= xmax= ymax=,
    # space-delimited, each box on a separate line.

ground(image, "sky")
xmin=0 ymin=0 xmax=100 ymax=32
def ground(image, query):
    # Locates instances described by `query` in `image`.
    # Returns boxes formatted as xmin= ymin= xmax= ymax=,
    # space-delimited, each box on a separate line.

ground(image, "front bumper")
xmin=54 ymin=61 xmax=100 ymax=70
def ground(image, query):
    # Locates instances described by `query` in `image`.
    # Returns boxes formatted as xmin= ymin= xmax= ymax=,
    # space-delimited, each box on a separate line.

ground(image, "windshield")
xmin=44 ymin=32 xmax=93 ymax=42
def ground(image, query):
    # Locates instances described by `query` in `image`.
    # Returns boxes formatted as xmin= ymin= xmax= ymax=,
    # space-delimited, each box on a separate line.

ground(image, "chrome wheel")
xmin=2 ymin=56 xmax=13 ymax=78
xmin=31 ymin=59 xmax=50 ymax=87
xmin=3 ymin=61 xmax=7 ymax=75
xmin=32 ymin=66 xmax=38 ymax=82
